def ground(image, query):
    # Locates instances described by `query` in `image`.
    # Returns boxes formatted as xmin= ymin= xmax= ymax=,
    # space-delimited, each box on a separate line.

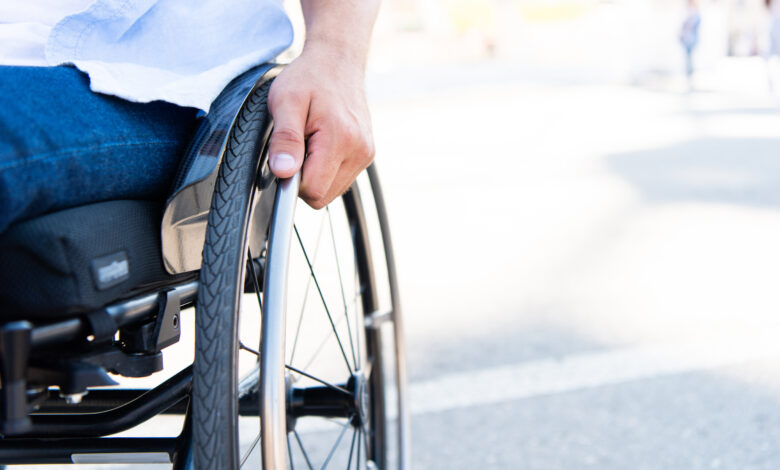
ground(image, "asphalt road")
xmin=371 ymin=59 xmax=780 ymax=469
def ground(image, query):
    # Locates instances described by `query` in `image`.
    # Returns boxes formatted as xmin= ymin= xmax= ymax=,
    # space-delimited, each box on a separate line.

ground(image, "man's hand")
xmin=267 ymin=47 xmax=374 ymax=209
xmin=267 ymin=0 xmax=379 ymax=209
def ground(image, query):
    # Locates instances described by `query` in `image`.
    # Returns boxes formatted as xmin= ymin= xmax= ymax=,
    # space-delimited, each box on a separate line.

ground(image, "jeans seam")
xmin=0 ymin=140 xmax=182 ymax=171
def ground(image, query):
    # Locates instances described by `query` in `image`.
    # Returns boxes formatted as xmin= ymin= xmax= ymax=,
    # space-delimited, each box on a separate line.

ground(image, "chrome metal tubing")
xmin=367 ymin=164 xmax=411 ymax=469
xmin=260 ymin=172 xmax=300 ymax=470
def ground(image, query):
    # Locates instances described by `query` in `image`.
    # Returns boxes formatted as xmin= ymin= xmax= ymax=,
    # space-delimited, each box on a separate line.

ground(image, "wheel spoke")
xmin=240 ymin=341 xmax=260 ymax=356
xmin=346 ymin=427 xmax=358 ymax=470
xmin=294 ymin=430 xmax=315 ymax=470
xmin=356 ymin=426 xmax=362 ymax=469
xmin=288 ymin=434 xmax=296 ymax=470
xmin=285 ymin=364 xmax=351 ymax=396
xmin=290 ymin=215 xmax=327 ymax=367
xmin=320 ymin=417 xmax=352 ymax=470
xmin=274 ymin=184 xmax=396 ymax=470
xmin=240 ymin=433 xmax=261 ymax=468
xmin=294 ymin=224 xmax=353 ymax=373
xmin=299 ymin=310 xmax=349 ymax=372
xmin=325 ymin=417 xmax=350 ymax=427
xmin=327 ymin=207 xmax=358 ymax=370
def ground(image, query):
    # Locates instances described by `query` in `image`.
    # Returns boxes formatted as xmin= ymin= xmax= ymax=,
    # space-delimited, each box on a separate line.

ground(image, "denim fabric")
xmin=0 ymin=65 xmax=199 ymax=234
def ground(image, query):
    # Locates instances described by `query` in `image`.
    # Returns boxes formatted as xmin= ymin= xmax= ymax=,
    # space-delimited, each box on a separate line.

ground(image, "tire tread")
xmin=193 ymin=81 xmax=273 ymax=470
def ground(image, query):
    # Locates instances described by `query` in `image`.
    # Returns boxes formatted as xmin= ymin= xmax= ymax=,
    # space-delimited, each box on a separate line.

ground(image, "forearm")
xmin=299 ymin=0 xmax=380 ymax=70
xmin=268 ymin=0 xmax=378 ymax=208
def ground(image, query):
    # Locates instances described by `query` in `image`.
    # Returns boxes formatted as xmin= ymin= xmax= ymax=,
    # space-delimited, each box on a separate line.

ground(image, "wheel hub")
xmin=286 ymin=371 xmax=368 ymax=430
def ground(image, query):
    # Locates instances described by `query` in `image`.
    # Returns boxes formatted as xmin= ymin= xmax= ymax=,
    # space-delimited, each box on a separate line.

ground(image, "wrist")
xmin=299 ymin=0 xmax=379 ymax=71
xmin=300 ymin=38 xmax=369 ymax=74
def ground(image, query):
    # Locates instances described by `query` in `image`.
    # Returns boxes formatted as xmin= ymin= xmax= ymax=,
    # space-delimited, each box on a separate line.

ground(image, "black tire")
xmin=192 ymin=79 xmax=408 ymax=469
xmin=192 ymin=79 xmax=274 ymax=469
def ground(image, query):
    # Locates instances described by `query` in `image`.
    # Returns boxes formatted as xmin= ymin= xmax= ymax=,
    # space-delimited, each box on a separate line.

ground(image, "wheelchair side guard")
xmin=0 ymin=282 xmax=197 ymax=438
xmin=161 ymin=62 xmax=283 ymax=274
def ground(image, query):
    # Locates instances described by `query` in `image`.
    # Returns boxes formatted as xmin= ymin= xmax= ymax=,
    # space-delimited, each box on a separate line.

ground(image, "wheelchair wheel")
xmin=193 ymin=81 xmax=408 ymax=469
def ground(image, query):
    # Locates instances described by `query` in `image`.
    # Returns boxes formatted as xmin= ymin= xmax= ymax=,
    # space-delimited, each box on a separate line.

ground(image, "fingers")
xmin=325 ymin=144 xmax=374 ymax=202
xmin=298 ymin=131 xmax=340 ymax=209
xmin=298 ymin=120 xmax=375 ymax=209
xmin=267 ymin=85 xmax=308 ymax=179
xmin=266 ymin=66 xmax=374 ymax=209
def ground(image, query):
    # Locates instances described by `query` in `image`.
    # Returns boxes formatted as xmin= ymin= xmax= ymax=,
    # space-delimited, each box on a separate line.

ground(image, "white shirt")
xmin=0 ymin=0 xmax=293 ymax=110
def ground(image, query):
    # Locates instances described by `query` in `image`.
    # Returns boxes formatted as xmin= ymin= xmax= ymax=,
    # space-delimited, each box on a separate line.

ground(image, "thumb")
xmin=267 ymin=93 xmax=308 ymax=178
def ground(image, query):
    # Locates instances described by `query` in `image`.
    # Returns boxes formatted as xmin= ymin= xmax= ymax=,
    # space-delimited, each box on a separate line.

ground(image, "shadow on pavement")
xmin=407 ymin=321 xmax=604 ymax=382
xmin=412 ymin=364 xmax=780 ymax=470
xmin=607 ymin=138 xmax=780 ymax=209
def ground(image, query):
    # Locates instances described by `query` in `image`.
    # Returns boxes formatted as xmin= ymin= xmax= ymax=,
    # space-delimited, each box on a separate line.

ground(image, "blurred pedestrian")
xmin=680 ymin=0 xmax=701 ymax=87
xmin=766 ymin=0 xmax=780 ymax=91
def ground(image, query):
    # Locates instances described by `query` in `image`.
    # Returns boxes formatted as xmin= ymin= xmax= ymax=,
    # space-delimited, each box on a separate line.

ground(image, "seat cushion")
xmin=0 ymin=200 xmax=194 ymax=320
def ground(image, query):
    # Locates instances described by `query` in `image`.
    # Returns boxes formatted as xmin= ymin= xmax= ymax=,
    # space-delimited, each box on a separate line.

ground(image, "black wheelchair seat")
xmin=0 ymin=199 xmax=193 ymax=320
xmin=0 ymin=64 xmax=280 ymax=323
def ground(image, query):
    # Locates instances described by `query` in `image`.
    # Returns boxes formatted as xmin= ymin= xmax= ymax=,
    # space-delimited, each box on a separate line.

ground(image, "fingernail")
xmin=270 ymin=153 xmax=297 ymax=173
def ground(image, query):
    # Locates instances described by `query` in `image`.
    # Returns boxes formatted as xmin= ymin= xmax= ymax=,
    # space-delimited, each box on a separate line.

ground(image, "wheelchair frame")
xmin=0 ymin=62 xmax=409 ymax=468
xmin=0 ymin=64 xmax=281 ymax=467
xmin=0 ymin=281 xmax=196 ymax=465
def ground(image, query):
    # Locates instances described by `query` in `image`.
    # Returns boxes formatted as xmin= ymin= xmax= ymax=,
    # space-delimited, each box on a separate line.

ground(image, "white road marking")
xmin=409 ymin=335 xmax=780 ymax=415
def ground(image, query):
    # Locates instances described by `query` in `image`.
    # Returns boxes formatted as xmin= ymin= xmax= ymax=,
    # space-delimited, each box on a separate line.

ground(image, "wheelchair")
xmin=0 ymin=63 xmax=408 ymax=469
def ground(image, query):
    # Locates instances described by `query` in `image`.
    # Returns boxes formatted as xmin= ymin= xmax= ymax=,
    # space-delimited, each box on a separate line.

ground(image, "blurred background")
xmin=22 ymin=1 xmax=779 ymax=469
xmin=9 ymin=1 xmax=780 ymax=469
xmin=351 ymin=0 xmax=780 ymax=468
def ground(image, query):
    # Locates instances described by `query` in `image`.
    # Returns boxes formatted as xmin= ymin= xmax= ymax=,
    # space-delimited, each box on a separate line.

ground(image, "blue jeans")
xmin=0 ymin=65 xmax=199 ymax=234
